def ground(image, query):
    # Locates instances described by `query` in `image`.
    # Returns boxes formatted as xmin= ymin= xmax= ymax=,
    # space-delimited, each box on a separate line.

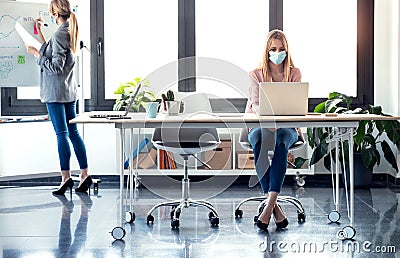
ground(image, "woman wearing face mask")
xmin=245 ymin=29 xmax=302 ymax=231
xmin=26 ymin=0 xmax=92 ymax=195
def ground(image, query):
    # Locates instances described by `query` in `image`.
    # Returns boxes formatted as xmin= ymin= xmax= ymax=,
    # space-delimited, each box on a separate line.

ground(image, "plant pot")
xmin=342 ymin=152 xmax=373 ymax=188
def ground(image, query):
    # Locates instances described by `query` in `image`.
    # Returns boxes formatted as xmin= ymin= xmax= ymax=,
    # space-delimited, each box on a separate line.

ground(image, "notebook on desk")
xmin=89 ymin=82 xmax=143 ymax=119
xmin=259 ymin=82 xmax=309 ymax=116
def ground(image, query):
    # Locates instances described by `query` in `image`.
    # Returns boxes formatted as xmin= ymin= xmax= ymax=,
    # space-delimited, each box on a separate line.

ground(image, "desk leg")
xmin=120 ymin=128 xmax=125 ymax=228
xmin=348 ymin=128 xmax=354 ymax=227
xmin=110 ymin=128 xmax=127 ymax=240
xmin=337 ymin=128 xmax=356 ymax=240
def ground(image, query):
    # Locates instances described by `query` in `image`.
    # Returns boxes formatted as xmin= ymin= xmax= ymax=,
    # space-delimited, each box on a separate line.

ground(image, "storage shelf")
xmin=122 ymin=168 xmax=314 ymax=176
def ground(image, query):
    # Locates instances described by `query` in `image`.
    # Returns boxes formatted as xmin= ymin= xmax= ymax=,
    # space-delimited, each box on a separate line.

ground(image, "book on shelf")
xmin=158 ymin=149 xmax=176 ymax=169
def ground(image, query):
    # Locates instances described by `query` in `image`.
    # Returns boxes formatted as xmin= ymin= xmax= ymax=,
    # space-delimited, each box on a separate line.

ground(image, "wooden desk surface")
xmin=71 ymin=112 xmax=399 ymax=129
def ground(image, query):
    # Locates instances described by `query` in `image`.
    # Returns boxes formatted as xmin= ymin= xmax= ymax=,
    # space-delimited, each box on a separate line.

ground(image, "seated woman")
xmin=246 ymin=29 xmax=302 ymax=230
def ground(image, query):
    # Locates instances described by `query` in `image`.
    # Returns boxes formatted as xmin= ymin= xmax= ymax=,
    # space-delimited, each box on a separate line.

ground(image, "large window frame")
xmin=1 ymin=0 xmax=374 ymax=115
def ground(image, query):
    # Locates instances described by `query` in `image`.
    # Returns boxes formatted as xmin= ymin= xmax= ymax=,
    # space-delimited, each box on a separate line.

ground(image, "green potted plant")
xmin=113 ymin=77 xmax=156 ymax=112
xmin=307 ymin=92 xmax=400 ymax=187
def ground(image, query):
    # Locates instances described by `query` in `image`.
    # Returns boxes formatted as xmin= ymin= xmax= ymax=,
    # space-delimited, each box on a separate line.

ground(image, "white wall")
xmin=375 ymin=0 xmax=400 ymax=115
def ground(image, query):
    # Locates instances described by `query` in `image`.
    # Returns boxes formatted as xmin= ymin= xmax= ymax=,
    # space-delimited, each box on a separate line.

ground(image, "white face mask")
xmin=269 ymin=51 xmax=287 ymax=65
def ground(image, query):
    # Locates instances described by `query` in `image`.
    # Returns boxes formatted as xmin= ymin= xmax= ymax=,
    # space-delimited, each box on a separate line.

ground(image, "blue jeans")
xmin=46 ymin=101 xmax=88 ymax=171
xmin=248 ymin=128 xmax=298 ymax=193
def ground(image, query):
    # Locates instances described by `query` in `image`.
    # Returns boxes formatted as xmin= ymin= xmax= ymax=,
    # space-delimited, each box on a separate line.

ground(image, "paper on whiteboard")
xmin=15 ymin=22 xmax=42 ymax=50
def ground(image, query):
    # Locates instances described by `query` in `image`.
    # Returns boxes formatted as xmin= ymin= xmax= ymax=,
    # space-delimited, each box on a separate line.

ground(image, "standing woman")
xmin=245 ymin=29 xmax=302 ymax=230
xmin=26 ymin=0 xmax=92 ymax=195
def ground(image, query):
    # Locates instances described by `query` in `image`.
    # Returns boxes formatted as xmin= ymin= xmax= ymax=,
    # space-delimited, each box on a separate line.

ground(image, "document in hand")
xmin=15 ymin=22 xmax=42 ymax=50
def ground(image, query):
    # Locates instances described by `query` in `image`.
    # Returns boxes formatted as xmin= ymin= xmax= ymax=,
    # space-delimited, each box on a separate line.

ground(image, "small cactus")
xmin=166 ymin=90 xmax=175 ymax=101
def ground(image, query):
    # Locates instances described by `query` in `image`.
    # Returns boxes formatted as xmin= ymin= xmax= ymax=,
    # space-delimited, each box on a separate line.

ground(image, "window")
xmin=103 ymin=0 xmax=178 ymax=99
xmin=283 ymin=0 xmax=357 ymax=98
xmin=196 ymin=0 xmax=268 ymax=98
xmin=1 ymin=0 xmax=374 ymax=115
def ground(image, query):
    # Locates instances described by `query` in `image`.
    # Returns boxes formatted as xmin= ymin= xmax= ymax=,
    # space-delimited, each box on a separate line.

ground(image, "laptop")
xmin=259 ymin=82 xmax=309 ymax=116
xmin=89 ymin=82 xmax=143 ymax=119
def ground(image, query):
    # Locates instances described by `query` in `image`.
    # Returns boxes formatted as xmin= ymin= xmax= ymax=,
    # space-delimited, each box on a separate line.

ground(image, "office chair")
xmin=234 ymin=128 xmax=306 ymax=223
xmin=146 ymin=93 xmax=220 ymax=229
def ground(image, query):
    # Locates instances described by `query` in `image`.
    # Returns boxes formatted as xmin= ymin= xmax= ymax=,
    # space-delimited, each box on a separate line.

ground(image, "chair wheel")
xmin=111 ymin=227 xmax=126 ymax=240
xmin=296 ymin=177 xmax=306 ymax=187
xmin=328 ymin=210 xmax=340 ymax=223
xmin=337 ymin=226 xmax=356 ymax=240
xmin=146 ymin=214 xmax=154 ymax=225
xmin=171 ymin=219 xmax=180 ymax=229
xmin=298 ymin=212 xmax=306 ymax=222
xmin=125 ymin=211 xmax=135 ymax=223
xmin=235 ymin=209 xmax=243 ymax=218
xmin=208 ymin=211 xmax=217 ymax=220
xmin=210 ymin=217 xmax=219 ymax=227
xmin=254 ymin=215 xmax=259 ymax=223
xmin=170 ymin=208 xmax=181 ymax=219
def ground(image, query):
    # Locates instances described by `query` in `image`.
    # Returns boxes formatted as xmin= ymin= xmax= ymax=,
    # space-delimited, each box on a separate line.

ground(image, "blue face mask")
xmin=50 ymin=16 xmax=57 ymax=25
xmin=269 ymin=51 xmax=287 ymax=65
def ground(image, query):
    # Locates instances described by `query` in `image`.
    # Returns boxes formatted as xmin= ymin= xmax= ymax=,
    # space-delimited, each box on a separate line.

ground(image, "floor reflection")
xmin=0 ymin=185 xmax=398 ymax=257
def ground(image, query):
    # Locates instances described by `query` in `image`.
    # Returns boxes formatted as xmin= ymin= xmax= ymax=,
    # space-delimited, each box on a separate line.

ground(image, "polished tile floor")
xmin=0 ymin=179 xmax=399 ymax=258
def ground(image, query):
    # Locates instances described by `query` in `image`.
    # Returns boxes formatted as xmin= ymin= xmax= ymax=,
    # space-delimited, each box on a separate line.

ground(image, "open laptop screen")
xmin=259 ymin=82 xmax=309 ymax=116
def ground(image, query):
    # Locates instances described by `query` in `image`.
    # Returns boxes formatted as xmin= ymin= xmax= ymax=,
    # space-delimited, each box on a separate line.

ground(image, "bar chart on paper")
xmin=0 ymin=1 xmax=57 ymax=87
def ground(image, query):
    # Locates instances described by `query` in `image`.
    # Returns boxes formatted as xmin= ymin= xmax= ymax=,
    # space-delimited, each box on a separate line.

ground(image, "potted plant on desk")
xmin=307 ymin=92 xmax=400 ymax=187
xmin=113 ymin=77 xmax=156 ymax=112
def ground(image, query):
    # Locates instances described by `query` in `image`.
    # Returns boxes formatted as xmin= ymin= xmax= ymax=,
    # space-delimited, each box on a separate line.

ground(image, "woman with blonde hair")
xmin=26 ymin=0 xmax=92 ymax=195
xmin=245 ymin=29 xmax=302 ymax=230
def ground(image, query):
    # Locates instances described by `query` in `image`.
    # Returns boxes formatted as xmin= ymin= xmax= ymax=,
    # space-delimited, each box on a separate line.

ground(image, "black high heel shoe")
xmin=256 ymin=206 xmax=272 ymax=231
xmin=273 ymin=204 xmax=289 ymax=229
xmin=52 ymin=178 xmax=74 ymax=196
xmin=256 ymin=219 xmax=269 ymax=231
xmin=75 ymin=175 xmax=93 ymax=193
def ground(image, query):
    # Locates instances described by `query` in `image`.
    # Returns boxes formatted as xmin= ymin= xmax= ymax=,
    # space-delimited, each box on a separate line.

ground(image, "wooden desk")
xmin=71 ymin=112 xmax=398 ymax=240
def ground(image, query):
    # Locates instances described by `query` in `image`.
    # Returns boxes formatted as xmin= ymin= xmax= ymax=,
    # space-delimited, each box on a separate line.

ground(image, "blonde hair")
xmin=49 ymin=0 xmax=79 ymax=53
xmin=257 ymin=29 xmax=295 ymax=82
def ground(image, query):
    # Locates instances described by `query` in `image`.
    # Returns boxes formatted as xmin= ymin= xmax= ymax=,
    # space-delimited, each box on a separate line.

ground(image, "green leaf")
xmin=369 ymin=105 xmax=382 ymax=115
xmin=381 ymin=140 xmax=398 ymax=172
xmin=294 ymin=157 xmax=308 ymax=169
xmin=323 ymin=154 xmax=332 ymax=171
xmin=325 ymin=98 xmax=344 ymax=113
xmin=361 ymin=147 xmax=378 ymax=169
xmin=307 ymin=128 xmax=315 ymax=148
xmin=314 ymin=101 xmax=326 ymax=113
xmin=310 ymin=140 xmax=328 ymax=165
xmin=354 ymin=121 xmax=366 ymax=146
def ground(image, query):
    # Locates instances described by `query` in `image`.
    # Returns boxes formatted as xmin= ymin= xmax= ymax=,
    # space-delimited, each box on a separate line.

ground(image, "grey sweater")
xmin=38 ymin=22 xmax=76 ymax=103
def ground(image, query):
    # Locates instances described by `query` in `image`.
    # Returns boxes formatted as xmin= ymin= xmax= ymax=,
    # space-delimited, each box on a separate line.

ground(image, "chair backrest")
xmin=152 ymin=93 xmax=220 ymax=154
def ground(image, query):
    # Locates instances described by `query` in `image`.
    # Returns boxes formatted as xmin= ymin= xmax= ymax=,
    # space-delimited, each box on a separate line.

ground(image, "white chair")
xmin=234 ymin=128 xmax=306 ymax=223
xmin=146 ymin=93 xmax=220 ymax=229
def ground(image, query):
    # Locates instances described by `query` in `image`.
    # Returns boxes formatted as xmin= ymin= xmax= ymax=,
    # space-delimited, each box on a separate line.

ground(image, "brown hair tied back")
xmin=49 ymin=0 xmax=79 ymax=53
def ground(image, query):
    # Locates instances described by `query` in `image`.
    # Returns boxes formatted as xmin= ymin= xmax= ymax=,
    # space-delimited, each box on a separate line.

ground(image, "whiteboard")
xmin=0 ymin=1 xmax=58 ymax=87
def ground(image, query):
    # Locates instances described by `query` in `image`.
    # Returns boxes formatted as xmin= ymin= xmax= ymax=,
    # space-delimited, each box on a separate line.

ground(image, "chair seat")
xmin=153 ymin=140 xmax=220 ymax=155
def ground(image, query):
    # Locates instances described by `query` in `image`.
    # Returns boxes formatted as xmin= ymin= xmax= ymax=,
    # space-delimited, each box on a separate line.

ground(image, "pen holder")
xmin=165 ymin=100 xmax=184 ymax=116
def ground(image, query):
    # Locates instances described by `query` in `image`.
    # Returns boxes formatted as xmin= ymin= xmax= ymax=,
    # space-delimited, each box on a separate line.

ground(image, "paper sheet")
xmin=15 ymin=21 xmax=42 ymax=50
